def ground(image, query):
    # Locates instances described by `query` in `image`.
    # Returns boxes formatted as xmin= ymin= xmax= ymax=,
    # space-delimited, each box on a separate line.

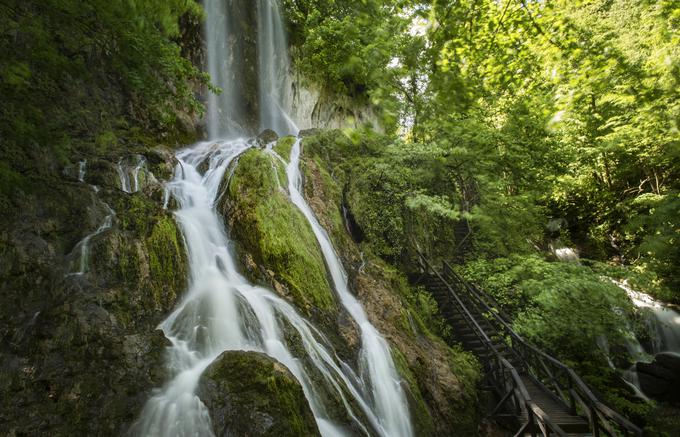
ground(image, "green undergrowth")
xmin=224 ymin=149 xmax=336 ymax=314
xmin=460 ymin=254 xmax=655 ymax=424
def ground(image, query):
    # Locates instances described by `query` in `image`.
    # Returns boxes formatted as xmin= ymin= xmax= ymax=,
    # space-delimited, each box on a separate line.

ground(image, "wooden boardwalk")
xmin=416 ymin=253 xmax=642 ymax=437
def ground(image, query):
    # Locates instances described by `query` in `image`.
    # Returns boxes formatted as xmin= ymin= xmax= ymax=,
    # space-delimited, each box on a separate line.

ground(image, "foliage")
xmin=0 ymin=0 xmax=206 ymax=174
xmin=294 ymin=0 xmax=679 ymax=297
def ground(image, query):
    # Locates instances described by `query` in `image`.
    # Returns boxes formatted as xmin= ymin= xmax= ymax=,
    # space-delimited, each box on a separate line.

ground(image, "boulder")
xmin=298 ymin=128 xmax=321 ymax=138
xmin=637 ymin=352 xmax=680 ymax=403
xmin=198 ymin=351 xmax=320 ymax=436
xmin=256 ymin=129 xmax=279 ymax=146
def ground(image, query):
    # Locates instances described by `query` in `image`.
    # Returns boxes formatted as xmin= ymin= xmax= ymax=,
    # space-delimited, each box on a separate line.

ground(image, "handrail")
xmin=440 ymin=260 xmax=643 ymax=437
xmin=416 ymin=251 xmax=568 ymax=437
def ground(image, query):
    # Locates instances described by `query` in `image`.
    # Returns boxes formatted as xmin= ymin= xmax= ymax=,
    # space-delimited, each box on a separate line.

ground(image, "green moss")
xmin=225 ymin=149 xmax=336 ymax=313
xmin=147 ymin=216 xmax=186 ymax=308
xmin=116 ymin=195 xmax=158 ymax=235
xmin=0 ymin=161 xmax=25 ymax=209
xmin=200 ymin=351 xmax=320 ymax=436
xmin=118 ymin=237 xmax=141 ymax=286
xmin=95 ymin=131 xmax=118 ymax=153
xmin=273 ymin=135 xmax=297 ymax=162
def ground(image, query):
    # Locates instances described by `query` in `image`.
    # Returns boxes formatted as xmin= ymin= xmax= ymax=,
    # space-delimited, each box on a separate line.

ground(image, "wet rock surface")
xmin=0 ymin=147 xmax=186 ymax=435
xmin=257 ymin=128 xmax=279 ymax=146
xmin=637 ymin=352 xmax=680 ymax=403
xmin=198 ymin=351 xmax=321 ymax=437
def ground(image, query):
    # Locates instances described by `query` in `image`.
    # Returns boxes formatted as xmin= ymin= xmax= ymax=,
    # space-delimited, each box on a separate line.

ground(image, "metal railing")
xmin=440 ymin=260 xmax=643 ymax=437
xmin=417 ymin=251 xmax=568 ymax=437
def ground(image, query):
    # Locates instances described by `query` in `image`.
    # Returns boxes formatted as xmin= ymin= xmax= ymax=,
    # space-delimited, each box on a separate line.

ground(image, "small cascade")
xmin=622 ymin=282 xmax=680 ymax=354
xmin=554 ymin=247 xmax=579 ymax=263
xmin=116 ymin=155 xmax=147 ymax=193
xmin=285 ymin=139 xmax=413 ymax=437
xmin=614 ymin=280 xmax=680 ymax=400
xmin=617 ymin=280 xmax=680 ymax=355
xmin=78 ymin=160 xmax=87 ymax=182
xmin=67 ymin=203 xmax=115 ymax=276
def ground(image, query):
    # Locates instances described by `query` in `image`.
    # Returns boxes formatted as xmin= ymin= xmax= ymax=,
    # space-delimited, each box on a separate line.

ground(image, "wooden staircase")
xmin=416 ymin=253 xmax=643 ymax=437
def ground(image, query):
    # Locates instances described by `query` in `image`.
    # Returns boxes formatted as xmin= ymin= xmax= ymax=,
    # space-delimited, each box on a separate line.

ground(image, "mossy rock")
xmin=198 ymin=351 xmax=321 ymax=437
xmin=273 ymin=135 xmax=297 ymax=162
xmin=146 ymin=216 xmax=186 ymax=310
xmin=391 ymin=347 xmax=436 ymax=436
xmin=221 ymin=149 xmax=336 ymax=315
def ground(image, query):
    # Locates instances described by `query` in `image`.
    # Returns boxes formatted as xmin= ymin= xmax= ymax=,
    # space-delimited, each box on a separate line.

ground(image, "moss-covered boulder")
xmin=220 ymin=148 xmax=336 ymax=317
xmin=198 ymin=351 xmax=321 ymax=437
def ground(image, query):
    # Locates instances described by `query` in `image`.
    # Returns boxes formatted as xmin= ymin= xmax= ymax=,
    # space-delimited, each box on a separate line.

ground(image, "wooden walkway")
xmin=416 ymin=253 xmax=642 ymax=437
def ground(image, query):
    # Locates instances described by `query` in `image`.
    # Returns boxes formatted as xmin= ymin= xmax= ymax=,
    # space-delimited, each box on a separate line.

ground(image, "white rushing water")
xmin=204 ymin=0 xmax=247 ymax=138
xmin=554 ymin=247 xmax=579 ymax=263
xmin=78 ymin=160 xmax=87 ymax=182
xmin=68 ymin=205 xmax=114 ymax=275
xmin=117 ymin=155 xmax=147 ymax=194
xmin=610 ymin=280 xmax=680 ymax=399
xmin=618 ymin=280 xmax=680 ymax=355
xmin=67 ymin=163 xmax=115 ymax=276
xmin=285 ymin=139 xmax=413 ymax=437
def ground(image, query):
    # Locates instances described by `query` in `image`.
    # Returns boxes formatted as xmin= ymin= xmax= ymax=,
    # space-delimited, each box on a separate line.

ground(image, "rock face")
xmin=286 ymin=69 xmax=382 ymax=132
xmin=0 ymin=148 xmax=187 ymax=435
xmin=198 ymin=351 xmax=321 ymax=437
xmin=637 ymin=352 xmax=680 ymax=403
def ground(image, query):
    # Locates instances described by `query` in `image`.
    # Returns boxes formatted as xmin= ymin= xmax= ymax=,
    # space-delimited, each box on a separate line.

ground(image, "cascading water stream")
xmin=607 ymin=280 xmax=680 ymax=399
xmin=117 ymin=155 xmax=147 ymax=194
xmin=66 ymin=161 xmax=115 ymax=276
xmin=131 ymin=139 xmax=410 ymax=437
xmin=284 ymin=139 xmax=413 ymax=437
xmin=133 ymin=0 xmax=414 ymax=434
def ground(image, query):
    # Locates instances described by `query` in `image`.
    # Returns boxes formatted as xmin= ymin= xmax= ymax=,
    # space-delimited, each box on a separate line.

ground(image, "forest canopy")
xmin=284 ymin=0 xmax=680 ymax=297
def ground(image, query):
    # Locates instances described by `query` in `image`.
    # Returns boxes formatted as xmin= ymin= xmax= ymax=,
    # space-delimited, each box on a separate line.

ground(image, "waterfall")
xmin=257 ymin=0 xmax=296 ymax=135
xmin=204 ymin=0 xmax=245 ymax=138
xmin=613 ymin=280 xmax=680 ymax=399
xmin=285 ymin=139 xmax=413 ymax=437
xmin=68 ymin=206 xmax=114 ymax=275
xmin=133 ymin=1 xmax=414 ymax=435
xmin=619 ymin=280 xmax=680 ymax=355
xmin=117 ymin=155 xmax=147 ymax=194
xmin=131 ymin=140 xmax=408 ymax=436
